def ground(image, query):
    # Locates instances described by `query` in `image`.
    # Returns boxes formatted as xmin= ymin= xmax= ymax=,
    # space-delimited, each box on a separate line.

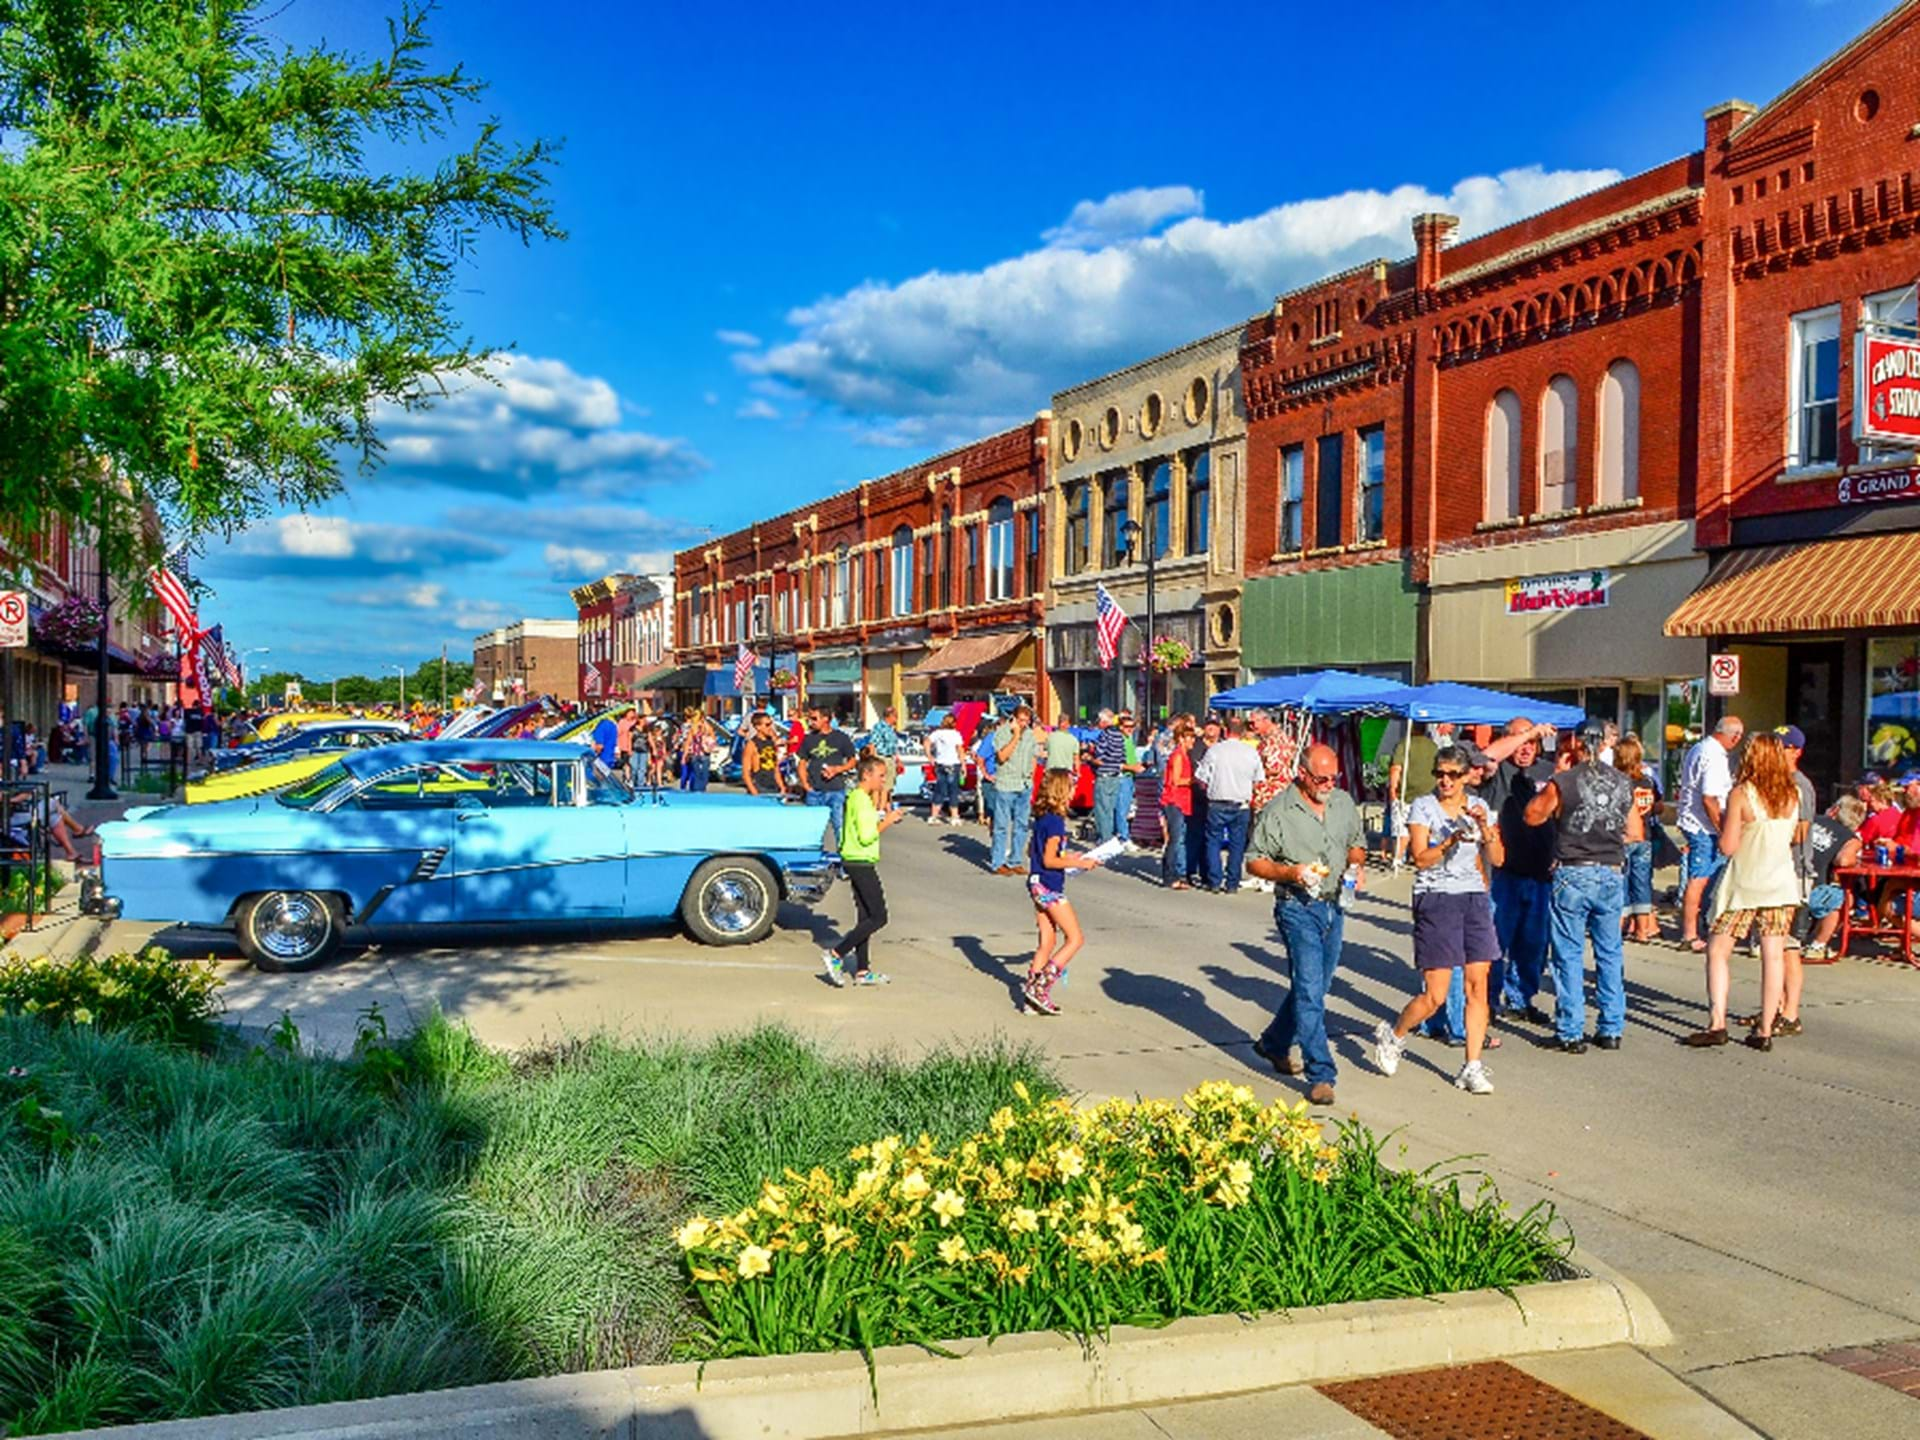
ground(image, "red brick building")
xmin=1235 ymin=2 xmax=1920 ymax=793
xmin=1667 ymin=4 xmax=1920 ymax=790
xmin=673 ymin=419 xmax=1051 ymax=723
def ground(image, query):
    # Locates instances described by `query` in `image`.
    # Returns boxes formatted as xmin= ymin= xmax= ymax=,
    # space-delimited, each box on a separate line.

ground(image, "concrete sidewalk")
xmin=877 ymin=1347 xmax=1762 ymax=1439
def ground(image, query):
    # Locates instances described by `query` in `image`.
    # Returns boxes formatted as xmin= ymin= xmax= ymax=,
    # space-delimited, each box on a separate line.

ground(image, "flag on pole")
xmin=734 ymin=641 xmax=758 ymax=693
xmin=1094 ymin=584 xmax=1127 ymax=670
xmin=149 ymin=564 xmax=196 ymax=636
xmin=584 ymin=665 xmax=603 ymax=697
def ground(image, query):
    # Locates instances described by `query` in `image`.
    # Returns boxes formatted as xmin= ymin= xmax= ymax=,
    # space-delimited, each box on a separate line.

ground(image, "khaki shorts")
xmin=1710 ymin=904 xmax=1798 ymax=939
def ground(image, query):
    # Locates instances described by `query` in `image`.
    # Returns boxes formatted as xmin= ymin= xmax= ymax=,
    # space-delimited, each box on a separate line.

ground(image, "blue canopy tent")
xmin=1211 ymin=670 xmax=1415 ymax=714
xmin=1400 ymin=682 xmax=1584 ymax=730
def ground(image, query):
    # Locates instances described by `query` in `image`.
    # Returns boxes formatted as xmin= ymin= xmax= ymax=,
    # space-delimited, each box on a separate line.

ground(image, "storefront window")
xmin=1866 ymin=635 xmax=1920 ymax=769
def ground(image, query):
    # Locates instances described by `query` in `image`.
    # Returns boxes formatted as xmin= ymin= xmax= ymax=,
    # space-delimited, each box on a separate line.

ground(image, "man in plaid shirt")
xmin=1250 ymin=708 xmax=1299 ymax=813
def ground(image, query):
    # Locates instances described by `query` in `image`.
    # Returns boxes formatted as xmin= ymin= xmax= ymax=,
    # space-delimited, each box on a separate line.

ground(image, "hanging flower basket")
xmin=34 ymin=596 xmax=105 ymax=651
xmin=1148 ymin=635 xmax=1193 ymax=673
xmin=770 ymin=668 xmax=799 ymax=692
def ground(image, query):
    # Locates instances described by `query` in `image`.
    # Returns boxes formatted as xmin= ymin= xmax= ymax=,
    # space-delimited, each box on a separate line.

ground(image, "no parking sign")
xmin=0 ymin=592 xmax=26 ymax=648
xmin=1708 ymin=653 xmax=1740 ymax=697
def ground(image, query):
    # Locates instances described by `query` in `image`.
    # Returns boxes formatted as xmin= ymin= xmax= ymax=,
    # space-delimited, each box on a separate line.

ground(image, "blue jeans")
xmin=1492 ymin=869 xmax=1552 ymax=1012
xmin=989 ymin=786 xmax=1032 ymax=870
xmin=805 ymin=787 xmax=846 ymax=844
xmin=1203 ymin=802 xmax=1249 ymax=891
xmin=1260 ymin=893 xmax=1345 ymax=1087
xmin=682 ymin=758 xmax=709 ymax=791
xmin=1623 ymin=840 xmax=1655 ymax=915
xmin=1116 ymin=774 xmax=1136 ymax=840
xmin=1187 ymin=791 xmax=1209 ymax=883
xmin=1161 ymin=805 xmax=1188 ymax=884
xmin=1092 ymin=774 xmax=1122 ymax=842
xmin=1549 ymin=865 xmax=1628 ymax=1043
xmin=930 ymin=764 xmax=961 ymax=808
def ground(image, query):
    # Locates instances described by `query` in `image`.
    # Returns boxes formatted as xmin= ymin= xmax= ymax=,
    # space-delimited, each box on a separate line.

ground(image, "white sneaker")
xmin=821 ymin=951 xmax=847 ymax=988
xmin=1803 ymin=942 xmax=1830 ymax=960
xmin=1372 ymin=1020 xmax=1405 ymax=1077
xmin=1454 ymin=1060 xmax=1495 ymax=1095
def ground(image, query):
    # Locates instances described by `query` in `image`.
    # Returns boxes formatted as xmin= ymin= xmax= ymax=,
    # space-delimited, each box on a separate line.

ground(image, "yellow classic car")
xmin=251 ymin=710 xmax=354 ymax=742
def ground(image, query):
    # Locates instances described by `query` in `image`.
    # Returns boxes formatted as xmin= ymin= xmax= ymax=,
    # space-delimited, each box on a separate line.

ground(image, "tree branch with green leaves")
xmin=0 ymin=0 xmax=563 ymax=574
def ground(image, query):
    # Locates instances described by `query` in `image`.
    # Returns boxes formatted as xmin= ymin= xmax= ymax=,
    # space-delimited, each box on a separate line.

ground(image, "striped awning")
xmin=906 ymin=629 xmax=1030 ymax=677
xmin=1664 ymin=533 xmax=1920 ymax=638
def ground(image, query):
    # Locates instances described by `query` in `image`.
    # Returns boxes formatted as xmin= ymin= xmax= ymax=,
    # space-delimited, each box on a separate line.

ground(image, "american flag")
xmin=734 ymin=641 xmax=758 ymax=693
xmin=1094 ymin=584 xmax=1127 ymax=670
xmin=584 ymin=665 xmax=603 ymax=697
xmin=148 ymin=564 xmax=196 ymax=637
xmin=205 ymin=625 xmax=240 ymax=688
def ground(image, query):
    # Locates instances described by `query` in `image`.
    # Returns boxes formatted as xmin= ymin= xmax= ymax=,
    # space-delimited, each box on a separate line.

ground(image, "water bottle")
xmin=1338 ymin=864 xmax=1360 ymax=911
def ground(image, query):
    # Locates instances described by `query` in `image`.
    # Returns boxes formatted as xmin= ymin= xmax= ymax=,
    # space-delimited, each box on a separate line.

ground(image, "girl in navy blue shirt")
xmin=1024 ymin=768 xmax=1102 ymax=1014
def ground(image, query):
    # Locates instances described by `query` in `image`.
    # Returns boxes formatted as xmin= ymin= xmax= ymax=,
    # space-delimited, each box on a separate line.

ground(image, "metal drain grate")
xmin=1318 ymin=1359 xmax=1655 ymax=1439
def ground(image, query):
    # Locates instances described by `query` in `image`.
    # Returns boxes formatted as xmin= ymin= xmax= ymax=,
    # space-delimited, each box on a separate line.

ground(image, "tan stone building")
xmin=1046 ymin=325 xmax=1247 ymax=721
xmin=471 ymin=618 xmax=578 ymax=703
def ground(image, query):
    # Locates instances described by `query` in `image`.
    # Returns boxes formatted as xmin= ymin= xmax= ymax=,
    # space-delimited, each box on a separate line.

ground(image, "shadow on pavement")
xmin=951 ymin=933 xmax=1027 ymax=1013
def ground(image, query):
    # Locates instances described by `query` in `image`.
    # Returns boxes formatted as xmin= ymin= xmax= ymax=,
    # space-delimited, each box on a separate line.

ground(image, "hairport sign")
xmin=1503 ymin=569 xmax=1610 ymax=616
xmin=1856 ymin=329 xmax=1920 ymax=449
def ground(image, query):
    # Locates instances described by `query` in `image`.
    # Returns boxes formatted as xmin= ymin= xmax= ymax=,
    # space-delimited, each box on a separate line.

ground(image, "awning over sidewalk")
xmin=1663 ymin=533 xmax=1920 ymax=637
xmin=633 ymin=662 xmax=705 ymax=692
xmin=906 ymin=630 xmax=1029 ymax=678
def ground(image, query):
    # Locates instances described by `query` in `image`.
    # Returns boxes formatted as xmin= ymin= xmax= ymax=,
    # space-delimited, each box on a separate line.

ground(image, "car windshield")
xmin=587 ymin=759 xmax=632 ymax=804
xmin=278 ymin=761 xmax=354 ymax=809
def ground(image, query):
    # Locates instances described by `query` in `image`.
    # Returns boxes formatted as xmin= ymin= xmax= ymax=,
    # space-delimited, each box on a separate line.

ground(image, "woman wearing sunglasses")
xmin=1372 ymin=746 xmax=1505 ymax=1095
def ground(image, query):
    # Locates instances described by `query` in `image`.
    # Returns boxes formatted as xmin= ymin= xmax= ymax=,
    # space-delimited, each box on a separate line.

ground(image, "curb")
xmin=52 ymin=1272 xmax=1666 ymax=1440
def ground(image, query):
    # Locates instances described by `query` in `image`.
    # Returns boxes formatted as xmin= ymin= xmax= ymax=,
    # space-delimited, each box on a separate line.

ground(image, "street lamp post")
xmin=384 ymin=662 xmax=405 ymax=714
xmin=88 ymin=490 xmax=117 ymax=800
xmin=1118 ymin=517 xmax=1158 ymax=730
xmin=241 ymin=647 xmax=270 ymax=711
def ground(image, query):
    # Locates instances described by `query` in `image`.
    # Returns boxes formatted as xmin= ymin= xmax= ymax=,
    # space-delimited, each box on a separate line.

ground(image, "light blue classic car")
xmin=92 ymin=740 xmax=839 ymax=971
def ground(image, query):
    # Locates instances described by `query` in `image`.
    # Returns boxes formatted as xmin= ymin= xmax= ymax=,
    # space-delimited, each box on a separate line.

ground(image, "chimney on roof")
xmin=1703 ymin=99 xmax=1757 ymax=150
xmin=1412 ymin=213 xmax=1459 ymax=293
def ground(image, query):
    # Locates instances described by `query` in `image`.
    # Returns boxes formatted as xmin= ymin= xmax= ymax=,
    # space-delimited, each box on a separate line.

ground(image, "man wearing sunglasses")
xmin=1245 ymin=742 xmax=1368 ymax=1104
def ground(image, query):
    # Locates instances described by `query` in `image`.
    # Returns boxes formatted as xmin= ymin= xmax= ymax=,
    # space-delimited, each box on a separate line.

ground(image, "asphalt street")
xmin=99 ymin=811 xmax=1920 ymax=1439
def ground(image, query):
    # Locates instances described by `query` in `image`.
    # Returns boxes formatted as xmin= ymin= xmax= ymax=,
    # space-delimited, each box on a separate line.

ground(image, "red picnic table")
xmin=1833 ymin=862 xmax=1920 ymax=968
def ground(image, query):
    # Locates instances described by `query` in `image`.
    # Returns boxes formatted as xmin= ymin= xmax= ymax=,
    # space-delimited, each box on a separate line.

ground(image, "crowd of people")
xmin=776 ymin=700 xmax=1920 ymax=1107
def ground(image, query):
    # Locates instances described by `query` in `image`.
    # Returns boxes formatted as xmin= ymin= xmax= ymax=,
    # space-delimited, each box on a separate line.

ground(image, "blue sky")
xmin=196 ymin=0 xmax=1895 ymax=680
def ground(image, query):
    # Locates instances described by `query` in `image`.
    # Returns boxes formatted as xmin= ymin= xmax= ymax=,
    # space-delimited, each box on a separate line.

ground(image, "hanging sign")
xmin=1504 ymin=569 xmax=1610 ymax=615
xmin=1856 ymin=330 xmax=1920 ymax=449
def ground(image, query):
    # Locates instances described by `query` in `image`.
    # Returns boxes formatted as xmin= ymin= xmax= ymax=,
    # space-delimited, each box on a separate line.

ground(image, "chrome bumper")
xmin=784 ymin=858 xmax=842 ymax=903
xmin=77 ymin=869 xmax=121 ymax=918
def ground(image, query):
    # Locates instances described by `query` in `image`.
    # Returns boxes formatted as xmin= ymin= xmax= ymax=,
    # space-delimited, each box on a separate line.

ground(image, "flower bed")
xmin=678 ymin=1080 xmax=1569 ymax=1360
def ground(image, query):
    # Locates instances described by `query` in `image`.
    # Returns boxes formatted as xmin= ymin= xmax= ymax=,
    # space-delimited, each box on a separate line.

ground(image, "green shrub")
xmin=0 ymin=949 xmax=223 ymax=1043
xmin=1 ymin=867 xmax=63 ymax=915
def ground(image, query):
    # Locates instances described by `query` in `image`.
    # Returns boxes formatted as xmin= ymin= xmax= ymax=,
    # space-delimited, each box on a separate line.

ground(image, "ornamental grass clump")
xmin=677 ymin=1079 xmax=1569 ymax=1360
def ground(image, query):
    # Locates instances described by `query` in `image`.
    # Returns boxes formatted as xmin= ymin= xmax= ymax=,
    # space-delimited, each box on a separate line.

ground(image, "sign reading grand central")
xmin=1856 ymin=329 xmax=1920 ymax=451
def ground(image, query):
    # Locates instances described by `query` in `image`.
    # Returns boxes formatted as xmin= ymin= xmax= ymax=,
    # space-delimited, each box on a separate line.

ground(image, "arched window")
xmin=1065 ymin=484 xmax=1090 ymax=575
xmin=939 ymin=504 xmax=953 ymax=609
xmin=1184 ymin=450 xmax=1211 ymax=557
xmin=890 ymin=525 xmax=914 ymax=617
xmin=833 ymin=545 xmax=850 ymax=627
xmin=1598 ymin=359 xmax=1641 ymax=504
xmin=1103 ymin=470 xmax=1130 ymax=567
xmin=1539 ymin=375 xmax=1578 ymax=513
xmin=986 ymin=497 xmax=1015 ymax=600
xmin=1485 ymin=390 xmax=1522 ymax=522
xmin=1146 ymin=461 xmax=1172 ymax=560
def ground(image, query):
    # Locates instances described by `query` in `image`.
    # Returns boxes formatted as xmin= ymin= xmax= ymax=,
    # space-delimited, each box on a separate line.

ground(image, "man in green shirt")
xmin=989 ymin=704 xmax=1040 ymax=874
xmin=1246 ymin=742 xmax=1368 ymax=1105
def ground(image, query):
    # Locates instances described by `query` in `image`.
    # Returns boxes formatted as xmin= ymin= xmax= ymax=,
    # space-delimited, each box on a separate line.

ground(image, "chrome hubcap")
xmin=703 ymin=871 xmax=767 ymax=935
xmin=258 ymin=892 xmax=330 ymax=960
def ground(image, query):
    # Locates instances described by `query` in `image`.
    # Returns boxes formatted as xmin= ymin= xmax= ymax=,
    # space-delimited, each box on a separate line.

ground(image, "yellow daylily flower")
xmin=931 ymin=1189 xmax=966 ymax=1226
xmin=674 ymin=1217 xmax=713 ymax=1250
xmin=937 ymin=1235 xmax=971 ymax=1265
xmin=737 ymin=1245 xmax=773 ymax=1279
xmin=897 ymin=1169 xmax=931 ymax=1202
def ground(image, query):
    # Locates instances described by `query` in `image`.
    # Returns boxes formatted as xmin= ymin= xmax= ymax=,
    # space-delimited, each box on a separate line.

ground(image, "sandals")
xmin=1682 ymin=1027 xmax=1728 ymax=1047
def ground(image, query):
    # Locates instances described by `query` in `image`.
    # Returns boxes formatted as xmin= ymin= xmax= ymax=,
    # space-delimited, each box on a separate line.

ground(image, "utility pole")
xmin=440 ymin=642 xmax=447 ymax=712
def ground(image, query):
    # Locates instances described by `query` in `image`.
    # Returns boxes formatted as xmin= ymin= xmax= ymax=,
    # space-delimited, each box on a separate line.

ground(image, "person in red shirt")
xmin=1856 ymin=781 xmax=1902 ymax=848
xmin=1894 ymin=779 xmax=1920 ymax=850
xmin=1159 ymin=719 xmax=1196 ymax=889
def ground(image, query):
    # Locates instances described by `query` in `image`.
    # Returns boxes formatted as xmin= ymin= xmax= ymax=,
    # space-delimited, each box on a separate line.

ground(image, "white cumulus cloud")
xmin=715 ymin=329 xmax=762 ymax=348
xmin=1042 ymin=185 xmax=1205 ymax=248
xmin=216 ymin=516 xmax=506 ymax=577
xmin=739 ymin=166 xmax=1621 ymax=434
xmin=736 ymin=398 xmax=780 ymax=421
xmin=372 ymin=353 xmax=708 ymax=496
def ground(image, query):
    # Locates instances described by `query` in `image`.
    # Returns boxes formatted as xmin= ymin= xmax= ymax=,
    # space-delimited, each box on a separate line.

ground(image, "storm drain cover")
xmin=1318 ymin=1359 xmax=1653 ymax=1439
